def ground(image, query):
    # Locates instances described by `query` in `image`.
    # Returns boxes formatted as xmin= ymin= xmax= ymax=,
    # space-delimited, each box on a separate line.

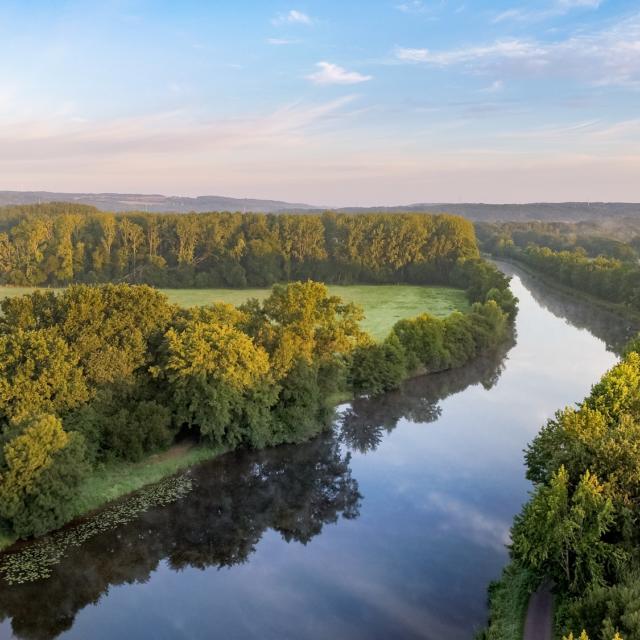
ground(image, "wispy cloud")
xmin=395 ymin=14 xmax=640 ymax=87
xmin=483 ymin=79 xmax=505 ymax=93
xmin=267 ymin=38 xmax=299 ymax=45
xmin=395 ymin=0 xmax=448 ymax=17
xmin=492 ymin=0 xmax=602 ymax=23
xmin=0 ymin=96 xmax=358 ymax=162
xmin=307 ymin=62 xmax=372 ymax=85
xmin=271 ymin=9 xmax=312 ymax=26
xmin=395 ymin=1 xmax=428 ymax=13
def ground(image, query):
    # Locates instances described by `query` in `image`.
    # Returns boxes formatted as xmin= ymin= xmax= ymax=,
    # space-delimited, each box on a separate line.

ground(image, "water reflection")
xmin=0 ymin=340 xmax=514 ymax=640
xmin=495 ymin=260 xmax=638 ymax=354
xmin=339 ymin=335 xmax=514 ymax=454
xmin=0 ymin=436 xmax=360 ymax=640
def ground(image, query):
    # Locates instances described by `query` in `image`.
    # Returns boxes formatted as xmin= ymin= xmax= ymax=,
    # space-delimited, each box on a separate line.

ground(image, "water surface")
xmin=0 ymin=267 xmax=635 ymax=640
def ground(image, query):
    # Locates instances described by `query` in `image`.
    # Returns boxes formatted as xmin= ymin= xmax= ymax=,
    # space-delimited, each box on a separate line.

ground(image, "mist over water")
xmin=0 ymin=267 xmax=634 ymax=640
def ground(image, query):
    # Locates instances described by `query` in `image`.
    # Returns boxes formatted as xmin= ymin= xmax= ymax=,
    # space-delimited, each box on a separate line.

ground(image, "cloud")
xmin=271 ymin=9 xmax=312 ymax=26
xmin=483 ymin=79 xmax=505 ymax=93
xmin=307 ymin=62 xmax=372 ymax=85
xmin=395 ymin=1 xmax=427 ymax=13
xmin=492 ymin=0 xmax=602 ymax=23
xmin=267 ymin=38 xmax=298 ymax=45
xmin=0 ymin=96 xmax=359 ymax=164
xmin=395 ymin=14 xmax=640 ymax=87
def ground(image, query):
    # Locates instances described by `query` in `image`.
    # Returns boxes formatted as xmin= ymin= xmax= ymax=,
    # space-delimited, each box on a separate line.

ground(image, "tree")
xmin=0 ymin=414 xmax=88 ymax=538
xmin=511 ymin=466 xmax=625 ymax=593
xmin=250 ymin=281 xmax=367 ymax=378
xmin=0 ymin=328 xmax=88 ymax=426
xmin=153 ymin=319 xmax=277 ymax=447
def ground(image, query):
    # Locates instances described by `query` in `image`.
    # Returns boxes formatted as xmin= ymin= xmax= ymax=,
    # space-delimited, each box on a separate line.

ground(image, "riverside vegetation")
xmin=0 ymin=207 xmax=516 ymax=549
xmin=479 ymin=222 xmax=640 ymax=640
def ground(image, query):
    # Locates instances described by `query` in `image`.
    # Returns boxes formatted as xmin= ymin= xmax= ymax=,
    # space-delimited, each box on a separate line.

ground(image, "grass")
xmin=478 ymin=563 xmax=536 ymax=639
xmin=68 ymin=443 xmax=228 ymax=516
xmin=0 ymin=284 xmax=468 ymax=340
xmin=0 ymin=443 xmax=228 ymax=553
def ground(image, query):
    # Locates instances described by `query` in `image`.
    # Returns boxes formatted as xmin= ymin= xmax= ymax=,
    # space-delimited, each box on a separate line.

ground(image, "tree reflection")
xmin=0 ymin=435 xmax=360 ymax=640
xmin=496 ymin=260 xmax=639 ymax=354
xmin=339 ymin=331 xmax=515 ymax=453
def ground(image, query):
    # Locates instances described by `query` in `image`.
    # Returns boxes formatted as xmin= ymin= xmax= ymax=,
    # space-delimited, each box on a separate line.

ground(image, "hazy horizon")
xmin=1 ymin=1 xmax=639 ymax=205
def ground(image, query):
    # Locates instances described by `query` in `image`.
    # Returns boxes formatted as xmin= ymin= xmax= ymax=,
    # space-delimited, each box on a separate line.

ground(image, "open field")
xmin=0 ymin=284 xmax=468 ymax=340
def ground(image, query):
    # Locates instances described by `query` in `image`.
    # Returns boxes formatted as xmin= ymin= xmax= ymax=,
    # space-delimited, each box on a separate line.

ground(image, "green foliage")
xmin=477 ymin=563 xmax=536 ymax=640
xmin=559 ymin=569 xmax=639 ymax=640
xmin=392 ymin=313 xmax=448 ymax=372
xmin=0 ymin=207 xmax=479 ymax=287
xmin=0 ymin=328 xmax=88 ymax=425
xmin=153 ymin=318 xmax=277 ymax=447
xmin=0 ymin=283 xmax=176 ymax=386
xmin=348 ymin=334 xmax=407 ymax=396
xmin=0 ymin=209 xmax=517 ymax=543
xmin=0 ymin=414 xmax=89 ymax=538
xmin=270 ymin=359 xmax=330 ymax=444
xmin=512 ymin=466 xmax=624 ymax=593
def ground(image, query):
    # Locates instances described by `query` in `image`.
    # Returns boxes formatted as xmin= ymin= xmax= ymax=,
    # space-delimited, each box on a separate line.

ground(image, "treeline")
xmin=482 ymin=344 xmax=640 ymax=640
xmin=0 ymin=204 xmax=478 ymax=287
xmin=477 ymin=220 xmax=640 ymax=312
xmin=507 ymin=245 xmax=640 ymax=310
xmin=477 ymin=221 xmax=640 ymax=262
xmin=0 ymin=261 xmax=516 ymax=542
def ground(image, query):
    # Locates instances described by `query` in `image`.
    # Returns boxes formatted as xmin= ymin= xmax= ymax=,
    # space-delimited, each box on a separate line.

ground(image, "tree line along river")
xmin=0 ymin=263 xmax=635 ymax=640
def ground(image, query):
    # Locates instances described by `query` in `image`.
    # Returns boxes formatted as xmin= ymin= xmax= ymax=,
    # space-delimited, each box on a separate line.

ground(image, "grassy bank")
xmin=0 ymin=284 xmax=468 ymax=340
xmin=0 ymin=442 xmax=229 ymax=552
xmin=478 ymin=563 xmax=536 ymax=640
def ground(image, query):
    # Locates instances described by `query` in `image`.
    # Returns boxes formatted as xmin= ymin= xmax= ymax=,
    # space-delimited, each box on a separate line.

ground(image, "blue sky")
xmin=0 ymin=0 xmax=639 ymax=205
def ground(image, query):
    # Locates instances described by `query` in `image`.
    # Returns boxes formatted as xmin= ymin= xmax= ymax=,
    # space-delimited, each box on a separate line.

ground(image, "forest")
xmin=0 ymin=204 xmax=479 ymax=288
xmin=0 ymin=206 xmax=516 ymax=546
xmin=478 ymin=221 xmax=640 ymax=312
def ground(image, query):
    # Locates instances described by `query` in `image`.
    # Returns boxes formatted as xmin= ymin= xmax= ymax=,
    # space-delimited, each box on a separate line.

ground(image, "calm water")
xmin=0 ymin=266 xmax=636 ymax=640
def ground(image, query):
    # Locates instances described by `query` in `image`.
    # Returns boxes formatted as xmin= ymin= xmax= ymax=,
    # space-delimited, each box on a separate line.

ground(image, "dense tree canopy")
xmin=0 ymin=206 xmax=479 ymax=288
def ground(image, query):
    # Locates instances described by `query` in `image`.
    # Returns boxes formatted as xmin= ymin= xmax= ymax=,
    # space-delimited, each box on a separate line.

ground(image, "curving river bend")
xmin=0 ymin=264 xmax=636 ymax=640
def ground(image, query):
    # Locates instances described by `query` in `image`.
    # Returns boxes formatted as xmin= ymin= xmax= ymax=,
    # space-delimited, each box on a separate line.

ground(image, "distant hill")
xmin=336 ymin=202 xmax=640 ymax=222
xmin=1 ymin=191 xmax=639 ymax=222
xmin=0 ymin=191 xmax=317 ymax=214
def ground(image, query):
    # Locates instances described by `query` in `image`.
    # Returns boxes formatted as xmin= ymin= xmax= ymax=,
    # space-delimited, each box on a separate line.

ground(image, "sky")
xmin=0 ymin=0 xmax=639 ymax=206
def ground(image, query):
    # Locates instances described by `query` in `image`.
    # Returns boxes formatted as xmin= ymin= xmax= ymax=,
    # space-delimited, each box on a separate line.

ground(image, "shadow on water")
xmin=339 ymin=335 xmax=514 ymax=454
xmin=0 ymin=336 xmax=516 ymax=640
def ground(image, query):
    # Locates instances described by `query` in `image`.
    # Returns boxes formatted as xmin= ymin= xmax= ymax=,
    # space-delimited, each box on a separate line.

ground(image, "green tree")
xmin=0 ymin=328 xmax=88 ymax=426
xmin=153 ymin=320 xmax=277 ymax=447
xmin=0 ymin=414 xmax=88 ymax=538
xmin=512 ymin=466 xmax=625 ymax=593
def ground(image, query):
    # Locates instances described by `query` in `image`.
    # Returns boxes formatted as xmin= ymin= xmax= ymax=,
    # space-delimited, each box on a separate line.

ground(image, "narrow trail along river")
xmin=0 ymin=265 xmax=635 ymax=640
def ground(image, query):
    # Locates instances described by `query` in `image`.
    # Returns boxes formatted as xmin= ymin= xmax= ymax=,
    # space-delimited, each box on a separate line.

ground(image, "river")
xmin=0 ymin=265 xmax=636 ymax=640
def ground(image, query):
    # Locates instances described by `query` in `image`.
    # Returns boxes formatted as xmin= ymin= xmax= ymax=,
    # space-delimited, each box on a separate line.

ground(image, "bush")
xmin=391 ymin=314 xmax=448 ymax=372
xmin=348 ymin=335 xmax=407 ymax=396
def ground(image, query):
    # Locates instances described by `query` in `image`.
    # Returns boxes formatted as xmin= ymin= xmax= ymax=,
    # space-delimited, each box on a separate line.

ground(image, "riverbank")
xmin=0 ymin=442 xmax=229 ymax=553
xmin=492 ymin=255 xmax=640 ymax=325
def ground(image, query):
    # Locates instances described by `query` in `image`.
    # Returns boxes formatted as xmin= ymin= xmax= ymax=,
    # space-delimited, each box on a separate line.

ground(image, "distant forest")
xmin=478 ymin=221 xmax=640 ymax=312
xmin=0 ymin=204 xmax=479 ymax=288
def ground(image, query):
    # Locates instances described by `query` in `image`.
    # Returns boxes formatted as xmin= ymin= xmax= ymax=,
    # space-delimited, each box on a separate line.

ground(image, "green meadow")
xmin=0 ymin=284 xmax=468 ymax=340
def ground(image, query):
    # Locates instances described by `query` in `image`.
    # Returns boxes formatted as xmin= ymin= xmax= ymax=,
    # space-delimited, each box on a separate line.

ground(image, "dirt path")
xmin=523 ymin=582 xmax=553 ymax=640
